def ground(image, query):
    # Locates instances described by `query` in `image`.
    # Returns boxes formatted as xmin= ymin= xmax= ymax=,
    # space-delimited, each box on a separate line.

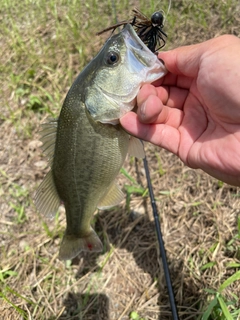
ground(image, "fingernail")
xmin=140 ymin=101 xmax=146 ymax=120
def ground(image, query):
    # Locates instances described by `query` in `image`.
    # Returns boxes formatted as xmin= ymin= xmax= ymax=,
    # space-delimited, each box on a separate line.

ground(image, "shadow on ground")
xmin=52 ymin=206 xmax=202 ymax=320
xmin=57 ymin=293 xmax=109 ymax=320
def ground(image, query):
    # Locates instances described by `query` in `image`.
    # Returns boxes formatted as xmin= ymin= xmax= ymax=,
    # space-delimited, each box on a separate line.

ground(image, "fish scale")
xmin=53 ymin=106 xmax=129 ymax=241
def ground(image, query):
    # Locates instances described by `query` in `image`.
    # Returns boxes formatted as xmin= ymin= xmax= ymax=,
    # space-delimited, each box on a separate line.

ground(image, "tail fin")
xmin=58 ymin=228 xmax=103 ymax=260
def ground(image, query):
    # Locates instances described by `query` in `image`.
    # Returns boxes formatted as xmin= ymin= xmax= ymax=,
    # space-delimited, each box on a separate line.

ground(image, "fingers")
xmin=153 ymin=72 xmax=193 ymax=89
xmin=137 ymin=83 xmax=158 ymax=106
xmin=137 ymin=93 xmax=165 ymax=123
xmin=138 ymin=83 xmax=173 ymax=107
xmin=137 ymin=84 xmax=166 ymax=123
xmin=120 ymin=112 xmax=180 ymax=154
xmin=137 ymin=93 xmax=183 ymax=127
xmin=137 ymin=84 xmax=187 ymax=122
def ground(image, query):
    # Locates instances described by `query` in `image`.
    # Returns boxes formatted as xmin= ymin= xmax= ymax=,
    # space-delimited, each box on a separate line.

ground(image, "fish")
xmin=35 ymin=24 xmax=167 ymax=260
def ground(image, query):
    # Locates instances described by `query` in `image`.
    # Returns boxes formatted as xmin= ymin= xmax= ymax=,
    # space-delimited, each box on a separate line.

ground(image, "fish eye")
xmin=106 ymin=51 xmax=120 ymax=65
xmin=151 ymin=11 xmax=164 ymax=27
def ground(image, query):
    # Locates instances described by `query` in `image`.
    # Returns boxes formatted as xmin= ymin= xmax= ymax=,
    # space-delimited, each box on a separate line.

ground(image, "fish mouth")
xmin=122 ymin=24 xmax=165 ymax=75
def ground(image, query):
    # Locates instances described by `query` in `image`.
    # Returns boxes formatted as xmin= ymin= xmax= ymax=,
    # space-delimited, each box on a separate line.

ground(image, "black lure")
xmin=96 ymin=8 xmax=167 ymax=53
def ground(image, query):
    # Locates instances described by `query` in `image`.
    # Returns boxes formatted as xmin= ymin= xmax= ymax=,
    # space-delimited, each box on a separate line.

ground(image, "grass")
xmin=201 ymin=269 xmax=240 ymax=320
xmin=0 ymin=0 xmax=240 ymax=319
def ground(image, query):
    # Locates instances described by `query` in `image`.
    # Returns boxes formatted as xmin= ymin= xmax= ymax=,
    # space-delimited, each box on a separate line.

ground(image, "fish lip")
xmin=122 ymin=24 xmax=151 ymax=55
xmin=121 ymin=24 xmax=163 ymax=69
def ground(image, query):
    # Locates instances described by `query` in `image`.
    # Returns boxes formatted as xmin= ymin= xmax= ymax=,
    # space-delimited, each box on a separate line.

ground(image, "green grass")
xmin=129 ymin=310 xmax=147 ymax=320
xmin=201 ymin=271 xmax=240 ymax=320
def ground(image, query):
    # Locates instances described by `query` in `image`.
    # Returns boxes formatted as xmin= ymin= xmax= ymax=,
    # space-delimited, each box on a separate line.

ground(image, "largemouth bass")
xmin=35 ymin=24 xmax=166 ymax=260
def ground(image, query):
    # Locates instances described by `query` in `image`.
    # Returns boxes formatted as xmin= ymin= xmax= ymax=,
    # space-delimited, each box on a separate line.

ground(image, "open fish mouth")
xmin=122 ymin=24 xmax=165 ymax=75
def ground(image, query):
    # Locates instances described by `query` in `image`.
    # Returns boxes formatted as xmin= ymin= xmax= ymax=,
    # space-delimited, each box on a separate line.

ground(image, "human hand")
xmin=120 ymin=35 xmax=240 ymax=186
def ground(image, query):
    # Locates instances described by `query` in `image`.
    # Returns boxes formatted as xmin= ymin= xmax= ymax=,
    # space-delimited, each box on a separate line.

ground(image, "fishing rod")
xmin=143 ymin=153 xmax=179 ymax=320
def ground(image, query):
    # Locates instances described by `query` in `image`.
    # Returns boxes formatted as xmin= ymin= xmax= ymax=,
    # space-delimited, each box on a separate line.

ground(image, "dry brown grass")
xmin=1 ymin=0 xmax=240 ymax=319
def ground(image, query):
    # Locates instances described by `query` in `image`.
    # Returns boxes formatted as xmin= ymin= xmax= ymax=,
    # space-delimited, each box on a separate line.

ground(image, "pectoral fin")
xmin=97 ymin=182 xmax=125 ymax=210
xmin=128 ymin=136 xmax=145 ymax=158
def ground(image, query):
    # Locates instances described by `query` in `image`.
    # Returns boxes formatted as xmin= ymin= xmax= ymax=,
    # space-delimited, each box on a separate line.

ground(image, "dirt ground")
xmin=1 ymin=1 xmax=240 ymax=319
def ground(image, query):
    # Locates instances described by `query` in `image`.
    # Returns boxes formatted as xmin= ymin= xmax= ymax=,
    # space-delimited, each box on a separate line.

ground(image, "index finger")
xmin=153 ymin=72 xmax=193 ymax=89
xmin=138 ymin=83 xmax=189 ymax=110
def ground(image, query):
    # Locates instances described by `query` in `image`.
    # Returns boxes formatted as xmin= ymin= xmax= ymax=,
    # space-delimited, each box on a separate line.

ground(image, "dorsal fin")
xmin=39 ymin=118 xmax=58 ymax=164
xmin=35 ymin=170 xmax=61 ymax=218
xmin=97 ymin=182 xmax=125 ymax=210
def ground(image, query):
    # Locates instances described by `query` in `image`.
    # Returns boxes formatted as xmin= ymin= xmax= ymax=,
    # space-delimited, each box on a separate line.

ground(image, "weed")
xmin=129 ymin=310 xmax=146 ymax=320
xmin=8 ymin=183 xmax=29 ymax=224
xmin=0 ymin=268 xmax=18 ymax=283
xmin=201 ymin=271 xmax=240 ymax=319
xmin=121 ymin=167 xmax=147 ymax=211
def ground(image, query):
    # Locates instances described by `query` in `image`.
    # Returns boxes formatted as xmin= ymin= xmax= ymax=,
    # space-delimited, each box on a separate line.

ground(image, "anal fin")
xmin=97 ymin=182 xmax=124 ymax=210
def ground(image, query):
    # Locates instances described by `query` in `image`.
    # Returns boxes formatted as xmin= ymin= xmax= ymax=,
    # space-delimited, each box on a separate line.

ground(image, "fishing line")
xmin=143 ymin=152 xmax=179 ymax=320
xmin=111 ymin=0 xmax=120 ymax=31
xmin=166 ymin=0 xmax=172 ymax=17
xmin=161 ymin=0 xmax=172 ymax=27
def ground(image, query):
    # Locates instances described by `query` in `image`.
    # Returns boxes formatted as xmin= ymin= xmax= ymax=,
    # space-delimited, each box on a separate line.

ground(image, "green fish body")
xmin=35 ymin=24 xmax=166 ymax=260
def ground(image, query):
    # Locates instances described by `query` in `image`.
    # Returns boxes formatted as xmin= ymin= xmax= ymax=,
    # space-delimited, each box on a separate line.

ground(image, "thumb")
xmin=158 ymin=43 xmax=204 ymax=78
xmin=158 ymin=35 xmax=238 ymax=78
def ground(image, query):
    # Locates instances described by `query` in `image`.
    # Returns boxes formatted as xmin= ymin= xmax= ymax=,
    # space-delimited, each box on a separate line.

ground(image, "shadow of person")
xmin=61 ymin=202 xmax=202 ymax=320
xmin=56 ymin=292 xmax=109 ymax=320
xmin=97 ymin=208 xmax=180 ymax=320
